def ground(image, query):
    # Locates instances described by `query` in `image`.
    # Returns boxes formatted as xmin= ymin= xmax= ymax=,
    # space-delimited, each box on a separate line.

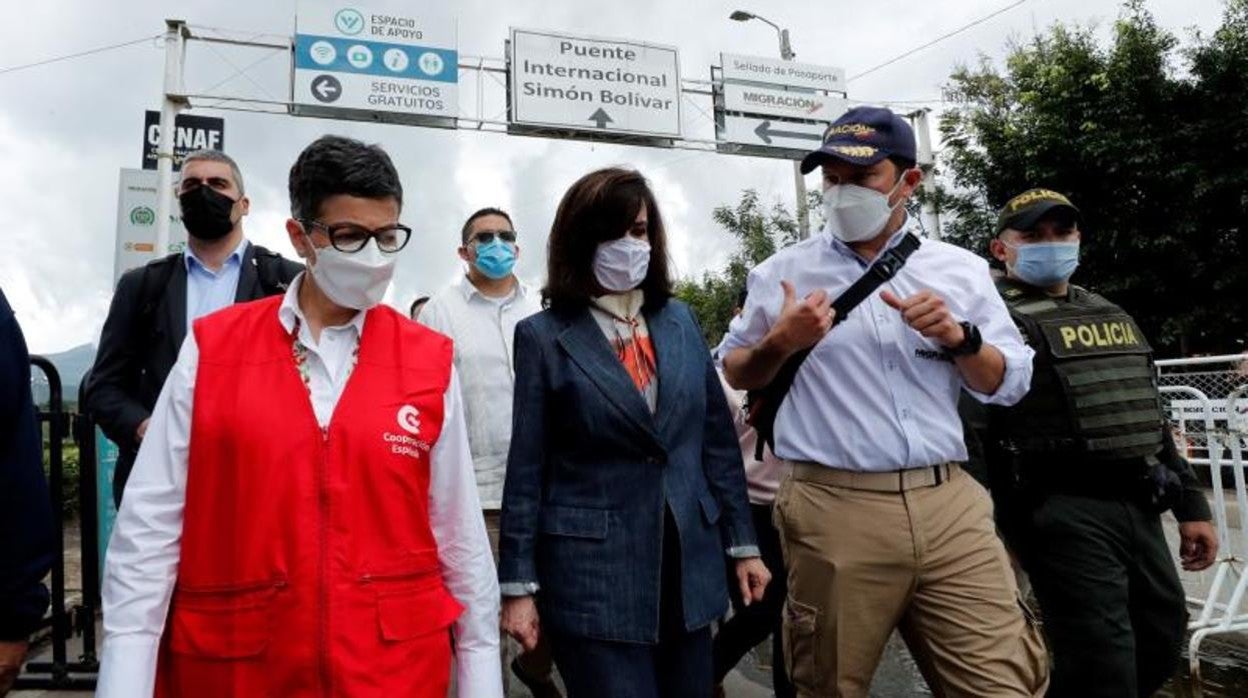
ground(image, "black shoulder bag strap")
xmin=746 ymin=232 xmax=922 ymax=460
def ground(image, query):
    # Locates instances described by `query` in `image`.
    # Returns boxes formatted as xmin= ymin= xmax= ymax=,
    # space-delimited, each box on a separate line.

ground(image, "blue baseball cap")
xmin=799 ymin=106 xmax=917 ymax=174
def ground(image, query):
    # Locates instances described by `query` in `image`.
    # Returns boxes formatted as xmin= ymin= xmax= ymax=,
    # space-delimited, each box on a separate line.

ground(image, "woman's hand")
xmin=501 ymin=595 xmax=542 ymax=651
xmin=734 ymin=557 xmax=772 ymax=606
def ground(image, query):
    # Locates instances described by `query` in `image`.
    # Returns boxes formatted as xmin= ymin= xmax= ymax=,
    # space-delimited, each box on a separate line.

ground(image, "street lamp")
xmin=729 ymin=10 xmax=810 ymax=238
xmin=729 ymin=11 xmax=795 ymax=61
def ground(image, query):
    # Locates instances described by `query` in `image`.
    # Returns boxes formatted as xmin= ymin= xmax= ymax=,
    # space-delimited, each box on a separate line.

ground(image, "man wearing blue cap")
xmin=720 ymin=107 xmax=1048 ymax=696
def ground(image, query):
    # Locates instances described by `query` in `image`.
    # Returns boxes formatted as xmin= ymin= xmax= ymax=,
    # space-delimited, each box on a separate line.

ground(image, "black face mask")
xmin=179 ymin=186 xmax=237 ymax=240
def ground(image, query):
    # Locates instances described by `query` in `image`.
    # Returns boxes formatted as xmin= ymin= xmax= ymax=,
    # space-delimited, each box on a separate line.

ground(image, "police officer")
xmin=979 ymin=189 xmax=1219 ymax=697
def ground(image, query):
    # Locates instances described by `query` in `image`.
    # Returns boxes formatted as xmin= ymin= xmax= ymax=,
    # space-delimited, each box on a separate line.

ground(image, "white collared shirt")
xmin=419 ymin=275 xmax=542 ymax=509
xmin=97 ymin=273 xmax=503 ymax=698
xmin=717 ymin=219 xmax=1034 ymax=472
xmin=276 ymin=276 xmax=366 ymax=426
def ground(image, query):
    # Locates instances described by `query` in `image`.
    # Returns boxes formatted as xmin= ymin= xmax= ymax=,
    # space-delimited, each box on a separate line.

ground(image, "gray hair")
xmin=182 ymin=149 xmax=245 ymax=195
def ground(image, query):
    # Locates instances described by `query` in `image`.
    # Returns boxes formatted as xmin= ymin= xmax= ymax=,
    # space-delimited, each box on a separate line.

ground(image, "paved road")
xmin=15 ymin=498 xmax=1248 ymax=697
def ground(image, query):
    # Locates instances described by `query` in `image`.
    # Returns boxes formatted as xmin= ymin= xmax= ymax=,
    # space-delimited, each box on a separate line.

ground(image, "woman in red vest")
xmin=98 ymin=136 xmax=504 ymax=698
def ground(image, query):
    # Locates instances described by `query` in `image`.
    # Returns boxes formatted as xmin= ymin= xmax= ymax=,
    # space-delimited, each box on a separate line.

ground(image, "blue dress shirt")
xmin=184 ymin=239 xmax=247 ymax=333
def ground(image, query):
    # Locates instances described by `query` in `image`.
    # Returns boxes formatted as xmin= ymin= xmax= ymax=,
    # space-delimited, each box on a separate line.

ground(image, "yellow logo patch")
xmin=827 ymin=144 xmax=878 ymax=158
xmin=825 ymin=123 xmax=875 ymax=138
xmin=1007 ymin=189 xmax=1070 ymax=212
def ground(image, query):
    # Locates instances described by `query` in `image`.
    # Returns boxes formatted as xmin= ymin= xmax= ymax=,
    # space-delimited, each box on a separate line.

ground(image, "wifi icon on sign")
xmin=310 ymin=41 xmax=337 ymax=66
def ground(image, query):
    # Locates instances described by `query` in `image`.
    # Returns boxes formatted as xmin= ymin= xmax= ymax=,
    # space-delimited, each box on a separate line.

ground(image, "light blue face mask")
xmin=1007 ymin=241 xmax=1080 ymax=287
xmin=473 ymin=239 xmax=517 ymax=280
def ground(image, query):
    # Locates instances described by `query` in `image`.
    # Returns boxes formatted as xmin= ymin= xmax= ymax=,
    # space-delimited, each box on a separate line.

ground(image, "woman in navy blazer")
xmin=499 ymin=168 xmax=771 ymax=697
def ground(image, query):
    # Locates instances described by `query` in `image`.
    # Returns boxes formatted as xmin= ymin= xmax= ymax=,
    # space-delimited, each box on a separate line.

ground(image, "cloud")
xmin=0 ymin=113 xmax=118 ymax=352
xmin=0 ymin=0 xmax=1226 ymax=354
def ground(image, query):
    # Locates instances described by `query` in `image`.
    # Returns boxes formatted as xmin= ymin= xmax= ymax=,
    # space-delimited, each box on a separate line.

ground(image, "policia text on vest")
xmin=1046 ymin=318 xmax=1144 ymax=355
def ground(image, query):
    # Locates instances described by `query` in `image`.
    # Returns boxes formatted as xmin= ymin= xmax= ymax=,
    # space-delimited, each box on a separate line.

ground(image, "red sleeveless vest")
xmin=154 ymin=296 xmax=463 ymax=698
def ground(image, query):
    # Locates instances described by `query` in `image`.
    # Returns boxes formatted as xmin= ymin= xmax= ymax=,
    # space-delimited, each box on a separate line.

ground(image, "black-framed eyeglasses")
xmin=301 ymin=219 xmax=412 ymax=253
xmin=471 ymin=230 xmax=517 ymax=245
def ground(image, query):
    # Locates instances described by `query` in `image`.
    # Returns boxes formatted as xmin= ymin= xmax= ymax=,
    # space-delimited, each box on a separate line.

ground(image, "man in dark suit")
xmin=0 ymin=287 xmax=54 ymax=695
xmin=86 ymin=150 xmax=301 ymax=505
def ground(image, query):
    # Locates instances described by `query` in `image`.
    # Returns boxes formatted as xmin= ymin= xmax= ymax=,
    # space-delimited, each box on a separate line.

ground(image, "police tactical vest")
xmin=995 ymin=278 xmax=1164 ymax=461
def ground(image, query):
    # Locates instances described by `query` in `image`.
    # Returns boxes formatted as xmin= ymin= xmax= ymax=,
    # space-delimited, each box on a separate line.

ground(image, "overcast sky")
xmin=0 ymin=0 xmax=1226 ymax=353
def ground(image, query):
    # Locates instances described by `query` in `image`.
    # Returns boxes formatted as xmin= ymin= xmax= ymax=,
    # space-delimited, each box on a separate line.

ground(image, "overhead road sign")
xmin=509 ymin=28 xmax=681 ymax=142
xmin=164 ymin=18 xmax=860 ymax=164
xmin=721 ymin=52 xmax=845 ymax=93
xmin=141 ymin=111 xmax=224 ymax=171
xmin=715 ymin=52 xmax=845 ymax=157
xmin=721 ymin=83 xmax=847 ymax=123
xmin=292 ymin=0 xmax=458 ymax=127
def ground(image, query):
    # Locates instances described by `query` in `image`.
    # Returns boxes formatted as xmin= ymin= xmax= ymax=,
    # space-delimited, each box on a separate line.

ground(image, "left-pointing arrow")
xmin=311 ymin=74 xmax=342 ymax=103
xmin=753 ymin=119 xmax=822 ymax=145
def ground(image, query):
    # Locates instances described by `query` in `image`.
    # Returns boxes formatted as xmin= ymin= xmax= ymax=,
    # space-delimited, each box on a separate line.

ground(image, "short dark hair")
xmin=736 ymin=286 xmax=749 ymax=309
xmin=888 ymin=156 xmax=917 ymax=178
xmin=409 ymin=296 xmax=430 ymax=317
xmin=183 ymin=150 xmax=245 ymax=194
xmin=461 ymin=207 xmax=513 ymax=245
xmin=288 ymin=135 xmax=403 ymax=220
xmin=543 ymin=167 xmax=672 ymax=311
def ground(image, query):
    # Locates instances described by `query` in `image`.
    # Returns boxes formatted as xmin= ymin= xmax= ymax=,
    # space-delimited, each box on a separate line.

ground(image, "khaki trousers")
xmin=774 ymin=463 xmax=1048 ymax=698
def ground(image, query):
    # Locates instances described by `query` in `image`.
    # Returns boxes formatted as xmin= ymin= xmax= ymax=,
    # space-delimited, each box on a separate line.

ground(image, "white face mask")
xmin=821 ymin=177 xmax=907 ymax=243
xmin=307 ymin=239 xmax=396 ymax=310
xmin=593 ymin=236 xmax=651 ymax=293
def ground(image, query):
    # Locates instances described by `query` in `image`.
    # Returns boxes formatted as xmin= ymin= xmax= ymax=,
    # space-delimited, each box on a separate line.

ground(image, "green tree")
xmin=935 ymin=0 xmax=1248 ymax=354
xmin=1182 ymin=0 xmax=1248 ymax=354
xmin=676 ymin=189 xmax=812 ymax=345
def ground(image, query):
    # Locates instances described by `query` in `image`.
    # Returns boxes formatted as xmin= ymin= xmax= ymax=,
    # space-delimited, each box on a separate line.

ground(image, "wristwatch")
xmin=947 ymin=321 xmax=983 ymax=357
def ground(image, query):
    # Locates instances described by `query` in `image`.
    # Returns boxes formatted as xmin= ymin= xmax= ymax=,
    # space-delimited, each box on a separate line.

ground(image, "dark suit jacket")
xmin=498 ymin=298 xmax=756 ymax=644
xmin=0 ymin=288 xmax=53 ymax=640
xmin=85 ymin=243 xmax=302 ymax=499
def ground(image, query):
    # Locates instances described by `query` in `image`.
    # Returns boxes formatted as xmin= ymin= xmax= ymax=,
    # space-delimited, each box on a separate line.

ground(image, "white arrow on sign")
xmin=311 ymin=74 xmax=342 ymax=104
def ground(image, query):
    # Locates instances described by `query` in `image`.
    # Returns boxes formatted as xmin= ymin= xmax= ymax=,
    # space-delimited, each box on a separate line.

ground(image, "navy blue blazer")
xmin=0 ymin=288 xmax=53 ymax=640
xmin=498 ymin=298 xmax=756 ymax=644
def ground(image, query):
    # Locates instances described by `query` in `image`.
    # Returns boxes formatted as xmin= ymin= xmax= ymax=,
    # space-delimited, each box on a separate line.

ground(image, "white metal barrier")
xmin=1156 ymin=354 xmax=1248 ymax=678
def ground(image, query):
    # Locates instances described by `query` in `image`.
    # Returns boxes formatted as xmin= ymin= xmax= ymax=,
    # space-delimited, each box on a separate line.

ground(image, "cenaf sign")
xmin=141 ymin=110 xmax=224 ymax=171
